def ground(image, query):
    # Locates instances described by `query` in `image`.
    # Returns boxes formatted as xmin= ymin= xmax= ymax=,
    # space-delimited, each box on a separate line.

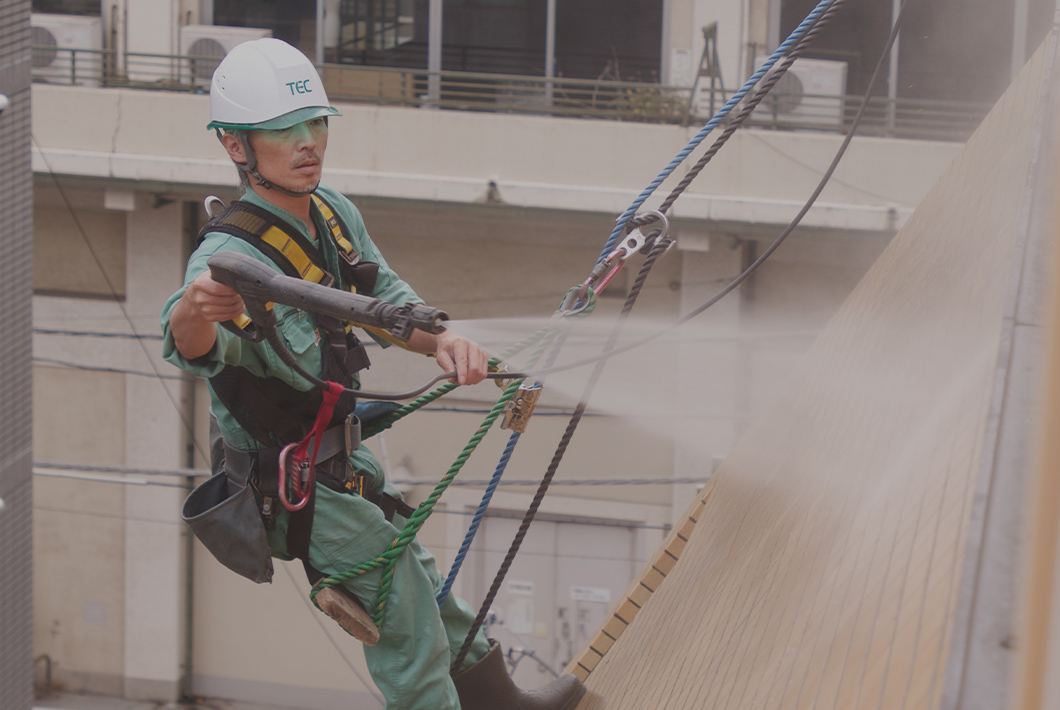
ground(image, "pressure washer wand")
xmin=206 ymin=251 xmax=526 ymax=400
xmin=207 ymin=251 xmax=448 ymax=342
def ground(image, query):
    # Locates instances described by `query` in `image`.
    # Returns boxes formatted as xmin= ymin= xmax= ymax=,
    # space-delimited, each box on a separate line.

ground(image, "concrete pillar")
xmin=124 ymin=0 xmax=180 ymax=56
xmin=122 ymin=196 xmax=189 ymax=701
xmin=671 ymin=229 xmax=745 ymax=525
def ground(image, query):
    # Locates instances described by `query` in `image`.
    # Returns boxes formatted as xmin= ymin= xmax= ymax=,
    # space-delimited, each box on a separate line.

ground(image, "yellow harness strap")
xmin=212 ymin=194 xmax=414 ymax=346
xmin=261 ymin=226 xmax=330 ymax=284
xmin=311 ymin=194 xmax=358 ymax=286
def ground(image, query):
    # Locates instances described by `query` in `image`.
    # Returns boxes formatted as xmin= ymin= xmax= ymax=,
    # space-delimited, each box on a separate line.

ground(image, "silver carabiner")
xmin=204 ymin=195 xmax=226 ymax=219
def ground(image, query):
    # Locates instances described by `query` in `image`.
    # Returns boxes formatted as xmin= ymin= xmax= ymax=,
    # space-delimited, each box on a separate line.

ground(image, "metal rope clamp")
xmin=501 ymin=382 xmax=544 ymax=433
xmin=574 ymin=210 xmax=670 ymax=304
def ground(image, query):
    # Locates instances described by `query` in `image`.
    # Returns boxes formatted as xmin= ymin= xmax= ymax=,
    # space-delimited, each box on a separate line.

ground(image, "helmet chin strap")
xmin=240 ymin=162 xmax=319 ymax=198
xmin=222 ymin=129 xmax=318 ymax=198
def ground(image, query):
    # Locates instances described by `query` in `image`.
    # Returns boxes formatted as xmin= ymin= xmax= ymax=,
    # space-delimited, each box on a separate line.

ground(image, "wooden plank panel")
xmin=568 ymin=37 xmax=1052 ymax=710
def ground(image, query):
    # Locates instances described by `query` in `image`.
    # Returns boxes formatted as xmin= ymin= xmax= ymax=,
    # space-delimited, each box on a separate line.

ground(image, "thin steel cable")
xmin=450 ymin=0 xmax=856 ymax=672
xmin=442 ymin=2 xmax=844 ymax=644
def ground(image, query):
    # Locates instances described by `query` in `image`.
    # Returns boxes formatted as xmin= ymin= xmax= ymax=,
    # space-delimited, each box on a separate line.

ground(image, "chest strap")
xmin=200 ymin=193 xmax=381 ymax=335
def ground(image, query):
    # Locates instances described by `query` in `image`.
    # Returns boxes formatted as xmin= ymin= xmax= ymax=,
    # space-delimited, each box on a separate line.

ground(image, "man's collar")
xmin=241 ymin=188 xmax=313 ymax=237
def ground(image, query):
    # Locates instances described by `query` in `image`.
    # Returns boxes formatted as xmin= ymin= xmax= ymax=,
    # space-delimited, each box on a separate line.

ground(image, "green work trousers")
xmin=271 ymin=485 xmax=490 ymax=709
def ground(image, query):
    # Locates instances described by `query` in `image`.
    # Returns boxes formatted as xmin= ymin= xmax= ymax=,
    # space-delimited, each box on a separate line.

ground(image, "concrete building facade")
xmin=24 ymin=0 xmax=1045 ymax=706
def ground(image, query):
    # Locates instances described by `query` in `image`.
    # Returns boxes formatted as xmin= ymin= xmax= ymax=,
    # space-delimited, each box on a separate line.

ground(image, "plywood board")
xmin=568 ymin=35 xmax=1054 ymax=710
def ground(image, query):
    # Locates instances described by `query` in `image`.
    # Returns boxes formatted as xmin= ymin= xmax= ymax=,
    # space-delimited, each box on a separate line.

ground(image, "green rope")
xmin=310 ymin=377 xmax=523 ymax=625
xmin=308 ymin=307 xmax=576 ymax=628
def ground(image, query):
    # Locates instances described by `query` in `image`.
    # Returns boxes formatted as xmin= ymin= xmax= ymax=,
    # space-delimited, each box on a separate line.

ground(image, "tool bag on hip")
xmin=183 ymin=415 xmax=276 ymax=583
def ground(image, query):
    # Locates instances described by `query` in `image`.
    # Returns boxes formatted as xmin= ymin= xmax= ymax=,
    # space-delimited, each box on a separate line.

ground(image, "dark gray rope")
xmin=630 ymin=0 xmax=846 ymax=231
xmin=452 ymin=235 xmax=674 ymax=672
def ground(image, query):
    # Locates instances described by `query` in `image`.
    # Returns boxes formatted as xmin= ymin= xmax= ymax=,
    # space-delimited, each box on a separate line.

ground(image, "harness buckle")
xmin=260 ymin=496 xmax=277 ymax=530
xmin=344 ymin=413 xmax=361 ymax=456
xmin=338 ymin=247 xmax=361 ymax=266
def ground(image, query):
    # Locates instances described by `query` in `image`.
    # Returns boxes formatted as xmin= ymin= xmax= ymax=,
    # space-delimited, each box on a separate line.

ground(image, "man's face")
xmin=246 ymin=117 xmax=329 ymax=194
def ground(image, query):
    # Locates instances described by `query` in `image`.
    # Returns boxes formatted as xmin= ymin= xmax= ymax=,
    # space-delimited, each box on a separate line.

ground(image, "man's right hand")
xmin=184 ymin=271 xmax=246 ymax=323
xmin=170 ymin=272 xmax=246 ymax=359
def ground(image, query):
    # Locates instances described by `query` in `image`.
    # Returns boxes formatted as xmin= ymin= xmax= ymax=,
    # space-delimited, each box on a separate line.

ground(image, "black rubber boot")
xmin=451 ymin=640 xmax=587 ymax=710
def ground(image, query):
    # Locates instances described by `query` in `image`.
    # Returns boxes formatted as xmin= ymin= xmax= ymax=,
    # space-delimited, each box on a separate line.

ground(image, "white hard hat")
xmin=207 ymin=38 xmax=340 ymax=131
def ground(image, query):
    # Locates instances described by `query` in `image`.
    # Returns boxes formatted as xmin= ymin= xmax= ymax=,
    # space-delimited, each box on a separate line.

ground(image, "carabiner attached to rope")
xmin=574 ymin=210 xmax=670 ymax=305
xmin=606 ymin=209 xmax=668 ymax=260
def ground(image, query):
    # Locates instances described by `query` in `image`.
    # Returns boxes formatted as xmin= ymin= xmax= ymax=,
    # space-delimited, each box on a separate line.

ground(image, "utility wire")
xmin=281 ymin=564 xmax=386 ymax=707
xmin=448 ymin=6 xmax=848 ymax=644
xmin=453 ymin=0 xmax=918 ymax=669
xmin=33 ymin=356 xmax=190 ymax=380
xmin=33 ymin=462 xmax=706 ymax=491
xmin=397 ymin=477 xmax=709 ymax=488
xmin=34 ymin=327 xmax=164 ymax=340
xmin=34 ymin=325 xmax=388 ymax=347
xmin=32 ymin=133 xmax=210 ymax=466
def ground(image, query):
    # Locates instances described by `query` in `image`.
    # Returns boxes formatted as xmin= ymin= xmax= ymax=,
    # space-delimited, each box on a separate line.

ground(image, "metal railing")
xmin=32 ymin=46 xmax=990 ymax=142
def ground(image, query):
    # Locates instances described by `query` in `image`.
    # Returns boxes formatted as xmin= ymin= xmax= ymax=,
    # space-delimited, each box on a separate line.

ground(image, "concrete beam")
xmin=32 ymin=84 xmax=959 ymax=235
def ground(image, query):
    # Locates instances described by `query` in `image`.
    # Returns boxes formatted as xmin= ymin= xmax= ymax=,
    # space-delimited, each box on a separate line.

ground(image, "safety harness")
xmin=200 ymin=192 xmax=412 ymax=565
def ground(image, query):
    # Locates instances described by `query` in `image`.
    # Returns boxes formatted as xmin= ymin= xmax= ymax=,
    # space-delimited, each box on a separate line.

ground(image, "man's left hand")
xmin=433 ymin=330 xmax=489 ymax=385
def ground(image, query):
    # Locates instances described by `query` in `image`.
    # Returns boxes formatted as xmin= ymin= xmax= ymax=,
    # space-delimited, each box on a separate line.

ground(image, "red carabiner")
xmin=276 ymin=381 xmax=346 ymax=513
xmin=278 ymin=441 xmax=311 ymax=511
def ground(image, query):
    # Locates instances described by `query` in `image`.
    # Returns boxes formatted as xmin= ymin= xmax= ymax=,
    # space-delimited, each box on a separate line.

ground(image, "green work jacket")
xmin=160 ymin=185 xmax=422 ymax=480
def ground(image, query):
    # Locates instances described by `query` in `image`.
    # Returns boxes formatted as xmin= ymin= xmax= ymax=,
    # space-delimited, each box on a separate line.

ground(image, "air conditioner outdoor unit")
xmin=752 ymin=55 xmax=848 ymax=128
xmin=179 ymin=25 xmax=272 ymax=87
xmin=31 ymin=13 xmax=103 ymax=87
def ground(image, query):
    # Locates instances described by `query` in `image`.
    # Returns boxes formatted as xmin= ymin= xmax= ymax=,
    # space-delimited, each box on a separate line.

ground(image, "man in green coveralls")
xmin=161 ymin=38 xmax=585 ymax=710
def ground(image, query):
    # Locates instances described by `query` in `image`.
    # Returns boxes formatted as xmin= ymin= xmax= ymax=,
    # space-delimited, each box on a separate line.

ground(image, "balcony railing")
xmin=32 ymin=46 xmax=991 ymax=142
